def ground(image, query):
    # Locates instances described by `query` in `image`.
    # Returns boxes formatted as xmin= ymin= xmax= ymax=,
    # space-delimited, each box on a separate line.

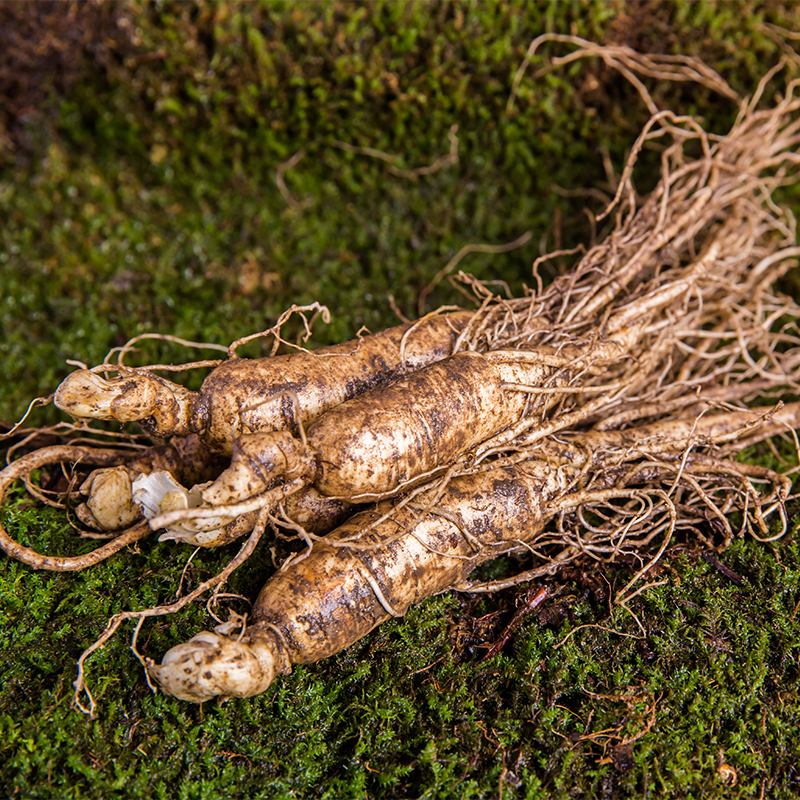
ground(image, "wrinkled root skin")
xmin=200 ymin=431 xmax=316 ymax=506
xmin=150 ymin=461 xmax=571 ymax=702
xmin=54 ymin=370 xmax=198 ymax=438
xmin=53 ymin=312 xmax=474 ymax=455
xmin=145 ymin=630 xmax=280 ymax=703
xmin=78 ymin=467 xmax=140 ymax=530
xmin=197 ymin=311 xmax=474 ymax=454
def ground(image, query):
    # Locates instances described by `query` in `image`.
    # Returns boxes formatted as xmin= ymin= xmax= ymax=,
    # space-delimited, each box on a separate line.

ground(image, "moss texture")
xmin=1 ymin=2 xmax=800 ymax=798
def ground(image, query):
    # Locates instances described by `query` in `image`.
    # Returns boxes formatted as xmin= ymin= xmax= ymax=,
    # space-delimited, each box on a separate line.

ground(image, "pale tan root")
xmin=54 ymin=370 xmax=198 ymax=438
xmin=0 ymin=446 xmax=153 ymax=571
xmin=7 ymin=45 xmax=800 ymax=711
xmin=148 ymin=460 xmax=577 ymax=701
xmin=54 ymin=307 xmax=475 ymax=454
xmin=77 ymin=468 xmax=141 ymax=530
xmin=145 ymin=629 xmax=279 ymax=703
xmin=148 ymin=392 xmax=797 ymax=702
xmin=77 ymin=434 xmax=228 ymax=531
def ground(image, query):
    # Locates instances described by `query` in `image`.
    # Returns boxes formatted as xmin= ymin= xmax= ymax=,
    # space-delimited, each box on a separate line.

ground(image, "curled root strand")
xmin=0 ymin=446 xmax=153 ymax=572
xmin=72 ymin=508 xmax=269 ymax=716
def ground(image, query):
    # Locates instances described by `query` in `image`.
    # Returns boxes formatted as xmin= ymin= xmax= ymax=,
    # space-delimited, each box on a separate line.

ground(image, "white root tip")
xmin=132 ymin=471 xmax=186 ymax=519
xmin=54 ymin=370 xmax=123 ymax=419
xmin=132 ymin=471 xmax=235 ymax=546
xmin=146 ymin=631 xmax=277 ymax=702
xmin=54 ymin=369 xmax=162 ymax=422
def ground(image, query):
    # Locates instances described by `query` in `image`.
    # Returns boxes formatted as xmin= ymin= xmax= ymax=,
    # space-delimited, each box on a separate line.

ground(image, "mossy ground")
xmin=1 ymin=2 xmax=800 ymax=798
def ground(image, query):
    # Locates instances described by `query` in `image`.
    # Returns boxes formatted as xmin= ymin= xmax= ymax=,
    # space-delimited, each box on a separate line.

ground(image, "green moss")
xmin=2 ymin=2 xmax=800 ymax=798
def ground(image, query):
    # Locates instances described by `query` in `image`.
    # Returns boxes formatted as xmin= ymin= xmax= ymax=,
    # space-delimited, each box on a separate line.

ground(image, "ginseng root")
xmin=77 ymin=435 xmax=355 ymax=547
xmin=146 ymin=263 xmax=730 ymax=543
xmin=64 ymin=310 xmax=473 ymax=535
xmin=147 ymin=400 xmax=797 ymax=701
xmin=146 ymin=459 xmax=577 ymax=701
xmin=54 ymin=310 xmax=474 ymax=453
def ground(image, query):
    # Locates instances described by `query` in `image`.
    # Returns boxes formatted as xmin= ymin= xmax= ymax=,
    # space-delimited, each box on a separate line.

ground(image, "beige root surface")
xmin=147 ymin=398 xmax=799 ymax=703
xmin=53 ymin=307 xmax=475 ymax=451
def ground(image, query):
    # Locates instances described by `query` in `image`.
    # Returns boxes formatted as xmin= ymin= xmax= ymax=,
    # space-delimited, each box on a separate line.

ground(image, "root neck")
xmin=54 ymin=369 xmax=202 ymax=438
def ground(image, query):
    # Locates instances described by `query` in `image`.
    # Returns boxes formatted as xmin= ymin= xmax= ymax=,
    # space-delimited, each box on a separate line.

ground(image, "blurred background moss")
xmin=1 ymin=2 xmax=800 ymax=798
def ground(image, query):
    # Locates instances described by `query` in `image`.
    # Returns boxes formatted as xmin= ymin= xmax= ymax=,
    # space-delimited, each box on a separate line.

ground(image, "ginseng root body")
xmin=147 ymin=458 xmax=575 ymax=701
xmin=147 ymin=400 xmax=799 ymax=702
xmin=158 ymin=327 xmax=641 ymax=544
xmin=61 ymin=311 xmax=472 ymax=536
xmin=146 ymin=349 xmax=561 ymax=544
xmin=54 ymin=312 xmax=473 ymax=454
xmin=200 ymin=351 xmax=546 ymax=506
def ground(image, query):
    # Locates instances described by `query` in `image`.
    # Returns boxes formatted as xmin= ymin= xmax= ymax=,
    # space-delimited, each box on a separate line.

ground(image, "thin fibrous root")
xmin=0 ymin=445 xmax=152 ymax=571
xmin=72 ymin=507 xmax=269 ymax=716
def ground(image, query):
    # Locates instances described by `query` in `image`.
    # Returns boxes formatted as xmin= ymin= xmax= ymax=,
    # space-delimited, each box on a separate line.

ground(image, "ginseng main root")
xmin=148 ymin=401 xmax=797 ymax=702
xmin=145 ymin=218 xmax=800 ymax=544
xmin=136 ymin=74 xmax=800 ymax=706
xmin=54 ymin=309 xmax=474 ymax=452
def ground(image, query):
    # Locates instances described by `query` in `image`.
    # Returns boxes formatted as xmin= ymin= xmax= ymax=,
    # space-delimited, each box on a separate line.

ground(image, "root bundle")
xmin=2 ymin=43 xmax=800 ymax=711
